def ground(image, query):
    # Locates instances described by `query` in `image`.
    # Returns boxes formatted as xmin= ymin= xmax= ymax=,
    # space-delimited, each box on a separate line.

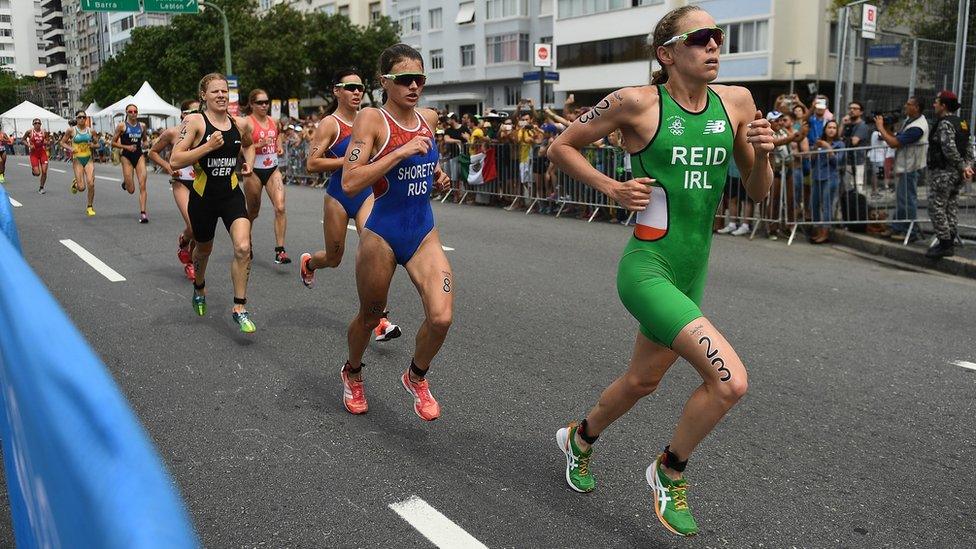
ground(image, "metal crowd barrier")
xmin=740 ymin=143 xmax=975 ymax=246
xmin=443 ymin=142 xmax=637 ymax=223
xmin=281 ymin=139 xmax=321 ymax=187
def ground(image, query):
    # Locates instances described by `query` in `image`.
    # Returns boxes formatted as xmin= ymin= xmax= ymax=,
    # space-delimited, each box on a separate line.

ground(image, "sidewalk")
xmin=827 ymin=228 xmax=976 ymax=279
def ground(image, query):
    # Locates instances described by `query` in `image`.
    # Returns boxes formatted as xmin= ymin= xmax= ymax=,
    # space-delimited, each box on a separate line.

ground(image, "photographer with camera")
xmin=874 ymin=96 xmax=929 ymax=242
xmin=840 ymin=101 xmax=871 ymax=195
xmin=925 ymin=91 xmax=974 ymax=258
xmin=515 ymin=101 xmax=544 ymax=211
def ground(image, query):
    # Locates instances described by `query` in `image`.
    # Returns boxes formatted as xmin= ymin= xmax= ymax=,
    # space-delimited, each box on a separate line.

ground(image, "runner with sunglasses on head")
xmin=61 ymin=111 xmax=97 ymax=216
xmin=547 ymin=6 xmax=773 ymax=536
xmin=170 ymin=73 xmax=258 ymax=333
xmin=148 ymin=99 xmax=201 ymax=281
xmin=240 ymin=89 xmax=291 ymax=264
xmin=112 ymin=104 xmax=151 ymax=223
xmin=338 ymin=44 xmax=451 ymax=419
xmin=25 ymin=119 xmax=49 ymax=193
xmin=301 ymin=69 xmax=402 ymax=343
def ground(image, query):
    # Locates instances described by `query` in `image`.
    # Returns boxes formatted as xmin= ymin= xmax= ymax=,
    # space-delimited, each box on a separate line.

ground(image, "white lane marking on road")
xmin=442 ymin=245 xmax=455 ymax=251
xmin=59 ymin=239 xmax=126 ymax=282
xmin=49 ymin=167 xmax=67 ymax=173
xmin=98 ymin=174 xmax=122 ymax=182
xmin=389 ymin=496 xmax=487 ymax=549
xmin=8 ymin=197 xmax=22 ymax=207
xmin=950 ymin=360 xmax=976 ymax=371
xmin=18 ymin=162 xmax=66 ymax=174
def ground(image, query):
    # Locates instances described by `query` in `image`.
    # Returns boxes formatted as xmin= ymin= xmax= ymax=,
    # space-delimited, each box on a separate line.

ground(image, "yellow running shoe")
xmin=86 ymin=206 xmax=95 ymax=217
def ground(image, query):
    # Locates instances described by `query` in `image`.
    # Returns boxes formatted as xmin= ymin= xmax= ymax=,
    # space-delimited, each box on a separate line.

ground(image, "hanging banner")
xmin=271 ymin=99 xmax=282 ymax=121
xmin=288 ymin=98 xmax=299 ymax=120
xmin=227 ymin=74 xmax=240 ymax=116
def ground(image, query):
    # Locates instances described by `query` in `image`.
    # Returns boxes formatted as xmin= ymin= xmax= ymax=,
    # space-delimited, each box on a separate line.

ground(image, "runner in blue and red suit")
xmin=337 ymin=45 xmax=451 ymax=421
xmin=301 ymin=69 xmax=402 ymax=344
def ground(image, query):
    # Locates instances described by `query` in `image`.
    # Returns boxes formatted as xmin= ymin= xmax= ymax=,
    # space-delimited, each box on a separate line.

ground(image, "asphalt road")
xmin=1 ymin=156 xmax=974 ymax=548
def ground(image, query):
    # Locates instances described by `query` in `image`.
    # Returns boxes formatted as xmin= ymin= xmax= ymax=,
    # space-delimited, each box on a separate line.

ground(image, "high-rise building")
xmin=106 ymin=10 xmax=171 ymax=56
xmin=259 ymin=0 xmax=388 ymax=27
xmin=387 ymin=0 xmax=557 ymax=116
xmin=1 ymin=0 xmax=46 ymax=75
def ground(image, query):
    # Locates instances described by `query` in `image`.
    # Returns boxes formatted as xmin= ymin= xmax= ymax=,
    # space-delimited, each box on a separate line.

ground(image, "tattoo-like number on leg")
xmin=442 ymin=277 xmax=451 ymax=293
xmin=698 ymin=335 xmax=732 ymax=382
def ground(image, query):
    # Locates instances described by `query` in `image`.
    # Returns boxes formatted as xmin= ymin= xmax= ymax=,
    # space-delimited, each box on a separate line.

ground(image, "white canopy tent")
xmin=92 ymin=83 xmax=180 ymax=131
xmin=90 ymin=95 xmax=135 ymax=133
xmin=0 ymin=101 xmax=69 ymax=133
xmin=84 ymin=101 xmax=101 ymax=115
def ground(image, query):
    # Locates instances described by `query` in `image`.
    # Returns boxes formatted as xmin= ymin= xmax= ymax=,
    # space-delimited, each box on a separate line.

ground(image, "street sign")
xmin=226 ymin=75 xmax=239 ymax=89
xmin=534 ymin=43 xmax=552 ymax=68
xmin=144 ymin=0 xmax=199 ymax=13
xmin=80 ymin=0 xmax=140 ymax=11
xmin=523 ymin=71 xmax=559 ymax=83
xmin=862 ymin=4 xmax=878 ymax=40
xmin=868 ymin=43 xmax=901 ymax=59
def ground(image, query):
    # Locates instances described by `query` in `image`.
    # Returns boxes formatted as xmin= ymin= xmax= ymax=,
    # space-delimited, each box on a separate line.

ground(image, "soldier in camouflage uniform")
xmin=926 ymin=91 xmax=974 ymax=258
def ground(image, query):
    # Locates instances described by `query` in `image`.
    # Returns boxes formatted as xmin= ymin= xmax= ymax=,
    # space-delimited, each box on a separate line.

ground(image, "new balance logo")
xmin=703 ymin=120 xmax=727 ymax=134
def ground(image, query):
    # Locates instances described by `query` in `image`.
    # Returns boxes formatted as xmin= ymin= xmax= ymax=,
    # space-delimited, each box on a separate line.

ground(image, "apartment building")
xmin=106 ymin=10 xmax=171 ymax=56
xmin=1 ymin=0 xmax=46 ymax=76
xmin=259 ymin=0 xmax=388 ymax=26
xmin=388 ymin=0 xmax=557 ymax=116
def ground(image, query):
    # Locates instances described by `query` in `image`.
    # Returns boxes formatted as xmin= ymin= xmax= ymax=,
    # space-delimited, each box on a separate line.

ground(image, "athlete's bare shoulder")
xmin=709 ymin=85 xmax=755 ymax=120
xmin=418 ymin=107 xmax=439 ymax=128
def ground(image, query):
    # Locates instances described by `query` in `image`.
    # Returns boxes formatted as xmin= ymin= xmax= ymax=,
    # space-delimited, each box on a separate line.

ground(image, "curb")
xmin=827 ymin=229 xmax=976 ymax=279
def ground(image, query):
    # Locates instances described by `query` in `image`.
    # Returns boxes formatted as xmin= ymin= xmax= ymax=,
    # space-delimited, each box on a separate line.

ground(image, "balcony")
xmin=45 ymin=45 xmax=66 ymax=56
xmin=43 ymin=26 xmax=64 ymax=41
xmin=41 ymin=9 xmax=62 ymax=24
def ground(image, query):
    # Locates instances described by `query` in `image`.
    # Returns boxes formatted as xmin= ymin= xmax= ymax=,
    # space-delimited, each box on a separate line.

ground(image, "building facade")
xmin=388 ymin=0 xmax=558 ymax=116
xmin=259 ymin=0 xmax=387 ymax=26
xmin=1 ymin=0 xmax=46 ymax=76
xmin=106 ymin=10 xmax=171 ymax=56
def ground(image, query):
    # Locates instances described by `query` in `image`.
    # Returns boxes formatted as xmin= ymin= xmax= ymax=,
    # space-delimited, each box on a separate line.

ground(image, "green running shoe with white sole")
xmin=232 ymin=310 xmax=256 ymax=333
xmin=555 ymin=422 xmax=595 ymax=493
xmin=192 ymin=293 xmax=206 ymax=316
xmin=647 ymin=454 xmax=699 ymax=536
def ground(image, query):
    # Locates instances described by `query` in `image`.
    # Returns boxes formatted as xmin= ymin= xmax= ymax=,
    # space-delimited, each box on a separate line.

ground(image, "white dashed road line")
xmin=389 ymin=496 xmax=488 ymax=549
xmin=17 ymin=161 xmax=78 ymax=175
xmin=59 ymin=239 xmax=126 ymax=282
xmin=950 ymin=360 xmax=976 ymax=371
xmin=8 ymin=196 xmax=22 ymax=207
xmin=98 ymin=174 xmax=122 ymax=182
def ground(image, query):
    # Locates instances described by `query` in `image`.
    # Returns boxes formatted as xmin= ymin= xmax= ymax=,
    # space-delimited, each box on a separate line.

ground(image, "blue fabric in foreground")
xmin=0 ymin=225 xmax=198 ymax=548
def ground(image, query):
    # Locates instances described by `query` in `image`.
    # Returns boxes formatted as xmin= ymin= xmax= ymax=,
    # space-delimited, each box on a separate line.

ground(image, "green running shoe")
xmin=555 ymin=422 xmax=595 ymax=493
xmin=232 ymin=310 xmax=256 ymax=333
xmin=647 ymin=454 xmax=699 ymax=536
xmin=192 ymin=293 xmax=206 ymax=316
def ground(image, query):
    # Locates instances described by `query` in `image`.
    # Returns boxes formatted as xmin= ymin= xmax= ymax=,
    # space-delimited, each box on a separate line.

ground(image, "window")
xmin=338 ymin=5 xmax=349 ymax=17
xmin=0 ymin=29 xmax=10 ymax=37
xmin=398 ymin=7 xmax=420 ymax=34
xmin=487 ymin=0 xmax=528 ymax=19
xmin=0 ymin=14 xmax=10 ymax=23
xmin=318 ymin=3 xmax=336 ymax=15
xmin=486 ymin=33 xmax=529 ymax=64
xmin=543 ymin=82 xmax=555 ymax=105
xmin=461 ymin=44 xmax=475 ymax=67
xmin=369 ymin=2 xmax=382 ymax=21
xmin=556 ymin=35 xmax=646 ymax=69
xmin=718 ymin=20 xmax=769 ymax=54
xmin=828 ymin=21 xmax=865 ymax=57
xmin=431 ymin=49 xmax=444 ymax=70
xmin=558 ymin=0 xmax=660 ymax=18
xmin=429 ymin=8 xmax=442 ymax=30
xmin=0 ymin=56 xmax=14 ymax=65
xmin=505 ymin=85 xmax=521 ymax=105
xmin=456 ymin=2 xmax=476 ymax=24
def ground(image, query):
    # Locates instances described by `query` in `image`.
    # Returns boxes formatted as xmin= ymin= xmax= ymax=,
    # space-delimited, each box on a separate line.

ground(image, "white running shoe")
xmin=731 ymin=223 xmax=751 ymax=236
xmin=716 ymin=222 xmax=738 ymax=234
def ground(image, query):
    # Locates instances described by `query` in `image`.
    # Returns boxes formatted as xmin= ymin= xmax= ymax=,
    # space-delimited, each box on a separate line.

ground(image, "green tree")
xmin=305 ymin=14 xmax=400 ymax=105
xmin=0 ymin=69 xmax=23 ymax=113
xmin=237 ymin=5 xmax=310 ymax=103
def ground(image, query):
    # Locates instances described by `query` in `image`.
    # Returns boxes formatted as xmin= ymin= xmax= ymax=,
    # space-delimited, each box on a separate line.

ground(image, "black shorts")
xmin=188 ymin=189 xmax=247 ymax=243
xmin=252 ymin=166 xmax=278 ymax=185
xmin=121 ymin=150 xmax=143 ymax=166
xmin=172 ymin=178 xmax=193 ymax=189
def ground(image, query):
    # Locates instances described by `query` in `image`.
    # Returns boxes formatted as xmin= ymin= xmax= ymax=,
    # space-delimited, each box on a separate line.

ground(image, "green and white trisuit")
xmin=618 ymin=84 xmax=734 ymax=347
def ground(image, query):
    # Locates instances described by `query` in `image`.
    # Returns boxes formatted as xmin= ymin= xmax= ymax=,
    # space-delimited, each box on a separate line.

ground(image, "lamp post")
xmin=786 ymin=59 xmax=801 ymax=97
xmin=200 ymin=1 xmax=232 ymax=75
